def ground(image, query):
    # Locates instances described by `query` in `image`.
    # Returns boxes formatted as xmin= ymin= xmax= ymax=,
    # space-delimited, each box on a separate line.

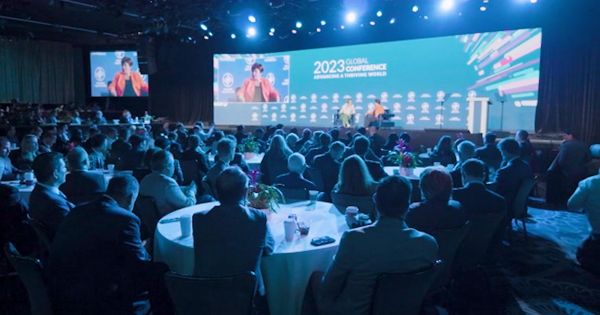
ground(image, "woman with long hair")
xmin=431 ymin=135 xmax=456 ymax=166
xmin=334 ymin=155 xmax=378 ymax=196
xmin=260 ymin=135 xmax=293 ymax=184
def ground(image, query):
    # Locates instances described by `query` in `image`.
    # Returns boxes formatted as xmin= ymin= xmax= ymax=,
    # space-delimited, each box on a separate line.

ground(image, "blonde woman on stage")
xmin=339 ymin=98 xmax=356 ymax=128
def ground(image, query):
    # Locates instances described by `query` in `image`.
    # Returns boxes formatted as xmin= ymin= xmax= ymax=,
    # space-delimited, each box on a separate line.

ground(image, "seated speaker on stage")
xmin=338 ymin=98 xmax=356 ymax=128
xmin=364 ymin=98 xmax=385 ymax=128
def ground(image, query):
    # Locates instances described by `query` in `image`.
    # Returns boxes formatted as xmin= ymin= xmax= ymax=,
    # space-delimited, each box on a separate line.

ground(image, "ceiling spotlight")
xmin=480 ymin=6 xmax=487 ymax=11
xmin=316 ymin=27 xmax=321 ymax=32
xmin=270 ymin=28 xmax=275 ymax=33
xmin=200 ymin=23 xmax=208 ymax=31
xmin=295 ymin=21 xmax=302 ymax=28
xmin=345 ymin=11 xmax=357 ymax=24
xmin=269 ymin=32 xmax=274 ymax=36
xmin=412 ymin=5 xmax=419 ymax=13
xmin=376 ymin=10 xmax=383 ymax=17
xmin=230 ymin=33 xmax=236 ymax=39
xmin=208 ymin=31 xmax=213 ymax=37
xmin=320 ymin=20 xmax=326 ymax=26
xmin=530 ymin=0 xmax=538 ymax=3
xmin=369 ymin=21 xmax=375 ymax=26
xmin=440 ymin=0 xmax=455 ymax=11
xmin=248 ymin=15 xmax=256 ymax=23
xmin=424 ymin=15 xmax=429 ymax=20
xmin=291 ymin=29 xmax=297 ymax=34
xmin=247 ymin=26 xmax=257 ymax=37
xmin=340 ymin=25 xmax=345 ymax=30
xmin=389 ymin=18 xmax=396 ymax=24
xmin=204 ymin=35 xmax=209 ymax=40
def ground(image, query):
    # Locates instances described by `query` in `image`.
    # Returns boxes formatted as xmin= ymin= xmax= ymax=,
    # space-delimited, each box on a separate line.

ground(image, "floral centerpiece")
xmin=238 ymin=137 xmax=260 ymax=159
xmin=246 ymin=170 xmax=284 ymax=213
xmin=386 ymin=139 xmax=419 ymax=175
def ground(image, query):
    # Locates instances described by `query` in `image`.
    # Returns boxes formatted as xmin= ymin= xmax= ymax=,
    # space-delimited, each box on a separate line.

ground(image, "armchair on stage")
xmin=333 ymin=111 xmax=356 ymax=128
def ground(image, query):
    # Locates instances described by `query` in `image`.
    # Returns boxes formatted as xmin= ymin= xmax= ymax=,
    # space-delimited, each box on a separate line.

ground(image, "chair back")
xmin=371 ymin=260 xmax=442 ymax=315
xmin=278 ymin=187 xmax=309 ymax=203
xmin=4 ymin=242 xmax=53 ymax=315
xmin=180 ymin=159 xmax=200 ymax=186
xmin=512 ymin=178 xmax=535 ymax=219
xmin=331 ymin=191 xmax=376 ymax=218
xmin=132 ymin=168 xmax=151 ymax=182
xmin=428 ymin=221 xmax=471 ymax=289
xmin=306 ymin=167 xmax=325 ymax=192
xmin=29 ymin=219 xmax=52 ymax=254
xmin=453 ymin=212 xmax=505 ymax=271
xmin=164 ymin=271 xmax=256 ymax=315
xmin=133 ymin=196 xmax=162 ymax=240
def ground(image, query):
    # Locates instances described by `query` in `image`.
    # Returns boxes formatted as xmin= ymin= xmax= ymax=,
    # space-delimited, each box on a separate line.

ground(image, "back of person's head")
xmin=563 ymin=128 xmax=578 ymax=140
xmin=302 ymin=128 xmax=312 ymax=138
xmin=435 ymin=135 xmax=452 ymax=152
xmin=187 ymin=135 xmax=201 ymax=149
xmin=33 ymin=152 xmax=64 ymax=184
xmin=400 ymin=132 xmax=411 ymax=144
xmin=167 ymin=131 xmax=178 ymax=141
xmin=453 ymin=138 xmax=465 ymax=154
xmin=143 ymin=147 xmax=160 ymax=168
xmin=457 ymin=140 xmax=476 ymax=161
xmin=215 ymin=167 xmax=248 ymax=204
xmin=337 ymin=155 xmax=374 ymax=195
xmin=154 ymin=137 xmax=171 ymax=150
xmin=287 ymin=153 xmax=306 ymax=174
xmin=254 ymin=128 xmax=265 ymax=137
xmin=419 ymin=167 xmax=453 ymax=202
xmin=150 ymin=150 xmax=174 ymax=175
xmin=286 ymin=133 xmax=299 ymax=147
xmin=461 ymin=158 xmax=485 ymax=182
xmin=357 ymin=127 xmax=367 ymax=135
xmin=484 ymin=133 xmax=497 ymax=144
xmin=353 ymin=136 xmax=370 ymax=156
xmin=329 ymin=128 xmax=340 ymax=139
xmin=329 ymin=141 xmax=346 ymax=160
xmin=21 ymin=134 xmax=38 ymax=153
xmin=498 ymin=138 xmax=521 ymax=159
xmin=236 ymin=125 xmax=244 ymax=133
xmin=312 ymin=130 xmax=324 ymax=142
xmin=129 ymin=134 xmax=144 ymax=149
xmin=268 ymin=135 xmax=292 ymax=157
xmin=89 ymin=133 xmax=107 ymax=150
xmin=107 ymin=175 xmax=139 ymax=211
xmin=376 ymin=176 xmax=412 ymax=218
xmin=216 ymin=138 xmax=235 ymax=162
xmin=66 ymin=146 xmax=89 ymax=171
xmin=319 ymin=132 xmax=332 ymax=147
xmin=515 ymin=130 xmax=529 ymax=141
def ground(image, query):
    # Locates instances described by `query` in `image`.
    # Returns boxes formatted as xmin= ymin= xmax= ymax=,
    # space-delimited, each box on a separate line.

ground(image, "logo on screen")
xmin=266 ymin=72 xmax=275 ymax=86
xmin=114 ymin=51 xmax=126 ymax=59
xmin=94 ymin=67 xmax=106 ymax=82
xmin=222 ymin=73 xmax=234 ymax=88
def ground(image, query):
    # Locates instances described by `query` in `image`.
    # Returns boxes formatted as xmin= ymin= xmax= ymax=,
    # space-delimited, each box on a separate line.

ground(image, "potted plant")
xmin=386 ymin=139 xmax=419 ymax=176
xmin=246 ymin=170 xmax=284 ymax=215
xmin=238 ymin=137 xmax=260 ymax=160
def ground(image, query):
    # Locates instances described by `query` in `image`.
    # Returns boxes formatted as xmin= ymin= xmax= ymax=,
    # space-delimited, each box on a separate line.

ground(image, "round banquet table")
xmin=154 ymin=200 xmax=347 ymax=315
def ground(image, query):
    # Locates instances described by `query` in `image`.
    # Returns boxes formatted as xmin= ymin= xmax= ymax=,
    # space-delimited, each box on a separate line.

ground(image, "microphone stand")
xmin=438 ymin=99 xmax=445 ymax=129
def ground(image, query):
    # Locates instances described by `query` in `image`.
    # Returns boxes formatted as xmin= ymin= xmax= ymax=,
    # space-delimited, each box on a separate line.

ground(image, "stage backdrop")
xmin=213 ymin=27 xmax=541 ymax=132
xmin=90 ymin=51 xmax=149 ymax=97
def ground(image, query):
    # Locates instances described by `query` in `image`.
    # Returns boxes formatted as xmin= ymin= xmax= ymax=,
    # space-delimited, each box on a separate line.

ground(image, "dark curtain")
xmin=0 ymin=39 xmax=79 ymax=104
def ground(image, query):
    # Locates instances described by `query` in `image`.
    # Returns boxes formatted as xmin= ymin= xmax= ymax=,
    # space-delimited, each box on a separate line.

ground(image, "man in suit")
xmin=0 ymin=137 xmax=19 ymax=180
xmin=476 ymin=133 xmax=502 ymax=172
xmin=453 ymin=159 xmax=506 ymax=218
xmin=119 ymin=134 xmax=148 ymax=170
xmin=60 ymin=147 xmax=107 ymax=205
xmin=450 ymin=140 xmax=477 ymax=188
xmin=275 ymin=153 xmax=318 ymax=190
xmin=29 ymin=152 xmax=74 ymax=240
xmin=47 ymin=175 xmax=171 ymax=314
xmin=353 ymin=136 xmax=386 ymax=181
xmin=547 ymin=129 xmax=590 ymax=205
xmin=87 ymin=133 xmax=108 ymax=171
xmin=206 ymin=138 xmax=235 ymax=195
xmin=319 ymin=176 xmax=438 ymax=315
xmin=313 ymin=141 xmax=345 ymax=201
xmin=193 ymin=167 xmax=274 ymax=295
xmin=110 ymin=127 xmax=133 ymax=164
xmin=139 ymin=150 xmax=196 ymax=215
xmin=305 ymin=133 xmax=332 ymax=165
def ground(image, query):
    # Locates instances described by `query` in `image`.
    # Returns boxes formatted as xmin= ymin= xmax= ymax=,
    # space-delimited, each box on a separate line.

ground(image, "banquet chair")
xmin=29 ymin=219 xmax=52 ymax=259
xmin=4 ymin=242 xmax=53 ymax=315
xmin=306 ymin=167 xmax=325 ymax=192
xmin=164 ymin=271 xmax=256 ymax=315
xmin=134 ymin=196 xmax=162 ymax=242
xmin=371 ymin=260 xmax=442 ymax=315
xmin=331 ymin=191 xmax=376 ymax=220
xmin=279 ymin=187 xmax=309 ymax=203
xmin=179 ymin=159 xmax=201 ymax=186
xmin=512 ymin=178 xmax=536 ymax=240
xmin=427 ymin=221 xmax=471 ymax=291
xmin=453 ymin=212 xmax=505 ymax=273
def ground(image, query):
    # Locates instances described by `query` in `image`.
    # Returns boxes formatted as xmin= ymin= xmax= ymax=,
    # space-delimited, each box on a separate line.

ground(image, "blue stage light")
xmin=345 ymin=11 xmax=357 ymax=24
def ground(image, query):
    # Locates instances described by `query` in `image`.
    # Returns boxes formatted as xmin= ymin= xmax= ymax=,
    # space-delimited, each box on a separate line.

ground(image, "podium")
xmin=466 ymin=96 xmax=491 ymax=134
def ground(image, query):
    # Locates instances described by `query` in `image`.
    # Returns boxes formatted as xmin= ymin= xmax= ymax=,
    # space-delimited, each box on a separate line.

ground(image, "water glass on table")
xmin=284 ymin=219 xmax=297 ymax=242
xmin=180 ymin=214 xmax=192 ymax=238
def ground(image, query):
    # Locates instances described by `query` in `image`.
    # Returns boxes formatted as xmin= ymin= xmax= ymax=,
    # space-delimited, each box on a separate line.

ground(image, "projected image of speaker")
xmin=90 ymin=50 xmax=149 ymax=97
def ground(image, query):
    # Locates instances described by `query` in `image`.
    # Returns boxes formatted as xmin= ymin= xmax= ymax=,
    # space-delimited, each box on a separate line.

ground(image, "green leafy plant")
xmin=238 ymin=137 xmax=260 ymax=153
xmin=387 ymin=139 xmax=420 ymax=168
xmin=246 ymin=170 xmax=284 ymax=212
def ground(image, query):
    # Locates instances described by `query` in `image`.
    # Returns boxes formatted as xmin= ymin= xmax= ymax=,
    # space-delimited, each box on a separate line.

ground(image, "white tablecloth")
xmin=383 ymin=166 xmax=426 ymax=180
xmin=208 ymin=153 xmax=264 ymax=169
xmin=154 ymin=201 xmax=347 ymax=315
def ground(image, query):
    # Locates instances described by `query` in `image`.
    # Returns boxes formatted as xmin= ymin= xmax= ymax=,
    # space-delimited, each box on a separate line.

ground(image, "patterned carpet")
xmin=499 ymin=208 xmax=600 ymax=315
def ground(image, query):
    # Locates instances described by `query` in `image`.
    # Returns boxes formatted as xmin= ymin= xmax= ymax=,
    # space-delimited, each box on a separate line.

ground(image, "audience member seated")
xmin=333 ymin=155 xmax=378 ymax=197
xmin=492 ymin=138 xmax=534 ymax=216
xmin=453 ymin=159 xmax=507 ymax=218
xmin=300 ymin=131 xmax=324 ymax=155
xmin=140 ymin=150 xmax=196 ymax=215
xmin=318 ymin=176 xmax=438 ymax=314
xmin=476 ymin=133 xmax=502 ymax=172
xmin=406 ymin=167 xmax=466 ymax=233
xmin=295 ymin=128 xmax=312 ymax=151
xmin=91 ymin=110 xmax=107 ymax=125
xmin=368 ymin=126 xmax=386 ymax=156
xmin=119 ymin=134 xmax=147 ymax=170
xmin=154 ymin=137 xmax=184 ymax=184
xmin=450 ymin=140 xmax=477 ymax=188
xmin=110 ymin=127 xmax=133 ymax=164
xmin=9 ymin=134 xmax=38 ymax=171
xmin=180 ymin=134 xmax=210 ymax=178
xmin=0 ymin=137 xmax=19 ymax=180
xmin=275 ymin=153 xmax=318 ymax=190
xmin=547 ymin=129 xmax=590 ymax=205
xmin=260 ymin=135 xmax=293 ymax=185
xmin=286 ymin=133 xmax=300 ymax=152
xmin=29 ymin=152 xmax=74 ymax=239
xmin=38 ymin=130 xmax=57 ymax=154
xmin=567 ymin=167 xmax=600 ymax=275
xmin=305 ymin=132 xmax=332 ymax=165
xmin=193 ymin=167 xmax=274 ymax=295
xmin=515 ymin=129 xmax=535 ymax=165
xmin=382 ymin=133 xmax=399 ymax=153
xmin=120 ymin=109 xmax=134 ymax=124
xmin=47 ymin=175 xmax=170 ymax=314
xmin=313 ymin=141 xmax=345 ymax=201
xmin=353 ymin=136 xmax=387 ymax=181
xmin=213 ymin=135 xmax=250 ymax=173
xmin=234 ymin=125 xmax=248 ymax=144
xmin=206 ymin=138 xmax=235 ymax=195
xmin=87 ymin=133 xmax=108 ymax=170
xmin=60 ymin=147 xmax=107 ymax=205
xmin=431 ymin=135 xmax=457 ymax=166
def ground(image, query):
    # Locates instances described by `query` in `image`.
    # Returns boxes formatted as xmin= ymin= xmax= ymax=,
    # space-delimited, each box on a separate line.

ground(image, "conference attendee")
xmin=547 ymin=129 xmax=590 ymax=205
xmin=368 ymin=126 xmax=386 ymax=157
xmin=39 ymin=130 xmax=57 ymax=154
xmin=274 ymin=153 xmax=318 ymax=190
xmin=286 ymin=133 xmax=300 ymax=152
xmin=0 ymin=137 xmax=19 ymax=180
xmin=333 ymin=155 xmax=378 ymax=197
xmin=382 ymin=133 xmax=400 ymax=152
xmin=180 ymin=134 xmax=210 ymax=177
xmin=492 ymin=138 xmax=534 ymax=216
xmin=399 ymin=132 xmax=413 ymax=152
xmin=431 ymin=135 xmax=457 ymax=166
xmin=259 ymin=135 xmax=293 ymax=185
xmin=47 ymin=175 xmax=170 ymax=314
xmin=234 ymin=125 xmax=248 ymax=144
xmin=54 ymin=123 xmax=71 ymax=154
xmin=108 ymin=56 xmax=149 ymax=97
xmin=111 ymin=127 xmax=133 ymax=163
xmin=476 ymin=133 xmax=503 ymax=172
xmin=515 ymin=129 xmax=535 ymax=164
xmin=154 ymin=137 xmax=184 ymax=184
xmin=305 ymin=132 xmax=332 ymax=165
xmin=167 ymin=131 xmax=184 ymax=158
xmin=87 ymin=133 xmax=108 ymax=170
xmin=91 ymin=110 xmax=108 ymax=125
xmin=296 ymin=128 xmax=313 ymax=151
xmin=252 ymin=128 xmax=268 ymax=153
xmin=9 ymin=134 xmax=39 ymax=171
xmin=567 ymin=168 xmax=600 ymax=275
xmin=206 ymin=138 xmax=236 ymax=195
xmin=453 ymin=159 xmax=507 ymax=218
xmin=29 ymin=152 xmax=74 ymax=240
xmin=300 ymin=130 xmax=324 ymax=155
xmin=215 ymin=135 xmax=250 ymax=173
xmin=406 ymin=167 xmax=466 ymax=233
xmin=236 ymin=62 xmax=279 ymax=102
xmin=319 ymin=176 xmax=438 ymax=314
xmin=119 ymin=134 xmax=147 ymax=170
xmin=353 ymin=136 xmax=387 ymax=181
xmin=450 ymin=140 xmax=477 ymax=188
xmin=120 ymin=109 xmax=134 ymax=124
xmin=60 ymin=147 xmax=107 ymax=205
xmin=140 ymin=150 xmax=196 ymax=215
xmin=313 ymin=141 xmax=345 ymax=201
xmin=194 ymin=121 xmax=214 ymax=142
xmin=339 ymin=98 xmax=356 ymax=128
xmin=70 ymin=110 xmax=82 ymax=125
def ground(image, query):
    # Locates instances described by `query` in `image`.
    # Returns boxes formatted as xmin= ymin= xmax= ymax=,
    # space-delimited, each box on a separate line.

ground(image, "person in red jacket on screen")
xmin=236 ymin=63 xmax=279 ymax=102
xmin=108 ymin=57 xmax=149 ymax=97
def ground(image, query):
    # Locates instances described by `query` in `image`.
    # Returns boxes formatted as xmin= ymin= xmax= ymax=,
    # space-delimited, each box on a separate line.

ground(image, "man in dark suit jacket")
xmin=60 ymin=147 xmax=107 ymax=205
xmin=450 ymin=140 xmax=476 ymax=188
xmin=29 ymin=152 xmax=74 ymax=240
xmin=275 ymin=153 xmax=318 ymax=191
xmin=193 ymin=167 xmax=274 ymax=295
xmin=547 ymin=130 xmax=590 ymax=204
xmin=353 ymin=136 xmax=387 ymax=181
xmin=179 ymin=135 xmax=210 ymax=177
xmin=313 ymin=142 xmax=345 ymax=201
xmin=305 ymin=133 xmax=331 ymax=165
xmin=476 ymin=133 xmax=502 ymax=171
xmin=47 ymin=175 xmax=169 ymax=314
xmin=319 ymin=176 xmax=438 ymax=314
xmin=453 ymin=159 xmax=506 ymax=218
